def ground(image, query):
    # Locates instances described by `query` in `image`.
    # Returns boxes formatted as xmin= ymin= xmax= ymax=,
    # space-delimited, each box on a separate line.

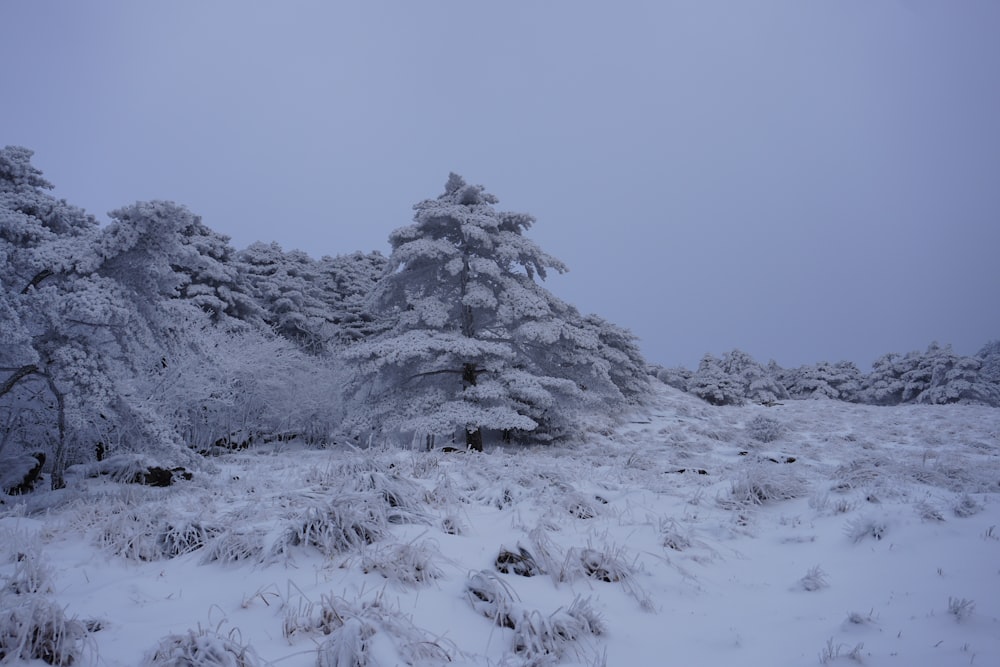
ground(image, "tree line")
xmin=1 ymin=148 xmax=649 ymax=490
xmin=658 ymin=342 xmax=1000 ymax=407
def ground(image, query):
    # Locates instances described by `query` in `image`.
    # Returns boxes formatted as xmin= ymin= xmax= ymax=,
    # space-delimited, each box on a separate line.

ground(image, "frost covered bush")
xmin=142 ymin=626 xmax=260 ymax=667
xmin=746 ymin=415 xmax=784 ymax=443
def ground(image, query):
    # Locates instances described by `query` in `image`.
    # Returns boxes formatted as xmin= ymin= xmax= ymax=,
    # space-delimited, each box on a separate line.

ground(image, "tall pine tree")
xmin=344 ymin=174 xmax=646 ymax=449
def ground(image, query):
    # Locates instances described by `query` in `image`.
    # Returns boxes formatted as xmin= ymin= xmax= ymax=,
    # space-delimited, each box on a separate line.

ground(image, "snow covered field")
xmin=2 ymin=383 xmax=998 ymax=666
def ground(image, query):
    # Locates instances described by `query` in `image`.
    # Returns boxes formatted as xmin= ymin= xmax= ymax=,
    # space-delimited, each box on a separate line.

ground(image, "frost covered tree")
xmin=316 ymin=251 xmax=389 ymax=345
xmin=98 ymin=201 xmax=264 ymax=328
xmin=687 ymin=353 xmax=745 ymax=406
xmin=688 ymin=350 xmax=786 ymax=406
xmin=344 ymin=174 xmax=646 ymax=449
xmin=238 ymin=242 xmax=332 ymax=354
xmin=778 ymin=361 xmax=863 ymax=401
xmin=976 ymin=340 xmax=1000 ymax=403
xmin=860 ymin=342 xmax=998 ymax=406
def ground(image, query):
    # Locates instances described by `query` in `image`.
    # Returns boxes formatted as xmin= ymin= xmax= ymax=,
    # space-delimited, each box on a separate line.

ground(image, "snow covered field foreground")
xmin=2 ymin=384 xmax=998 ymax=667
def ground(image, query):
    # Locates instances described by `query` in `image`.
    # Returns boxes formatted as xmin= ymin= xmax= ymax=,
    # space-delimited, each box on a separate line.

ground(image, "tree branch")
xmin=0 ymin=364 xmax=41 ymax=399
xmin=21 ymin=269 xmax=54 ymax=294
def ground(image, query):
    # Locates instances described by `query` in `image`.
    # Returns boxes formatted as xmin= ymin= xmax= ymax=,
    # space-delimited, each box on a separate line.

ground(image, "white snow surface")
xmin=2 ymin=383 xmax=998 ymax=666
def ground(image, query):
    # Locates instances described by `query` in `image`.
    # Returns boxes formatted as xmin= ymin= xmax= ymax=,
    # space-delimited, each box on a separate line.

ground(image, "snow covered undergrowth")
xmin=2 ymin=384 xmax=998 ymax=666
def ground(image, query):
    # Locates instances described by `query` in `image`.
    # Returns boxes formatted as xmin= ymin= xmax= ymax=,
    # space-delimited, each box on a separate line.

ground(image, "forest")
xmin=2 ymin=145 xmax=997 ymax=496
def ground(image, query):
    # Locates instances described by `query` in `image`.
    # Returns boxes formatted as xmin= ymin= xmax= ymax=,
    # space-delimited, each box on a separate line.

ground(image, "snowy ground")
xmin=2 ymin=383 xmax=999 ymax=666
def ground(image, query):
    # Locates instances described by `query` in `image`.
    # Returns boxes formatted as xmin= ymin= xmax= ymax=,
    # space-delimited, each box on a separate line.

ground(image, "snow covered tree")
xmin=860 ymin=342 xmax=998 ymax=406
xmin=688 ymin=349 xmax=786 ymax=406
xmin=97 ymin=201 xmax=264 ymax=328
xmin=344 ymin=174 xmax=646 ymax=449
xmin=238 ymin=242 xmax=332 ymax=354
xmin=976 ymin=340 xmax=1000 ymax=404
xmin=316 ymin=251 xmax=389 ymax=345
xmin=687 ymin=353 xmax=746 ymax=406
xmin=778 ymin=361 xmax=863 ymax=401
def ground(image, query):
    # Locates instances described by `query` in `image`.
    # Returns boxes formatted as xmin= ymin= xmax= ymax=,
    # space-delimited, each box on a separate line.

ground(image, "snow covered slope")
xmin=2 ymin=383 xmax=998 ymax=666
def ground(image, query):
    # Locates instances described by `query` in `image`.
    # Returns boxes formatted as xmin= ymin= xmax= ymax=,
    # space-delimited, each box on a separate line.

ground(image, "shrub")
xmin=746 ymin=415 xmax=784 ymax=443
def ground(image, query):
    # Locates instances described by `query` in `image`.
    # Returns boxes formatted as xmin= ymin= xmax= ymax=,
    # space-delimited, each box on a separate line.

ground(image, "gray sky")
xmin=3 ymin=1 xmax=998 ymax=369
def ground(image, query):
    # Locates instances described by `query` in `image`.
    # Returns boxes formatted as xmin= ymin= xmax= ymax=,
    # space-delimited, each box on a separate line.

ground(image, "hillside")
xmin=2 ymin=384 xmax=998 ymax=666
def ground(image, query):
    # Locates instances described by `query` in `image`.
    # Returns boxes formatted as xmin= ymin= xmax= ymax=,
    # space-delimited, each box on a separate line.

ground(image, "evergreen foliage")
xmin=344 ymin=174 xmax=648 ymax=448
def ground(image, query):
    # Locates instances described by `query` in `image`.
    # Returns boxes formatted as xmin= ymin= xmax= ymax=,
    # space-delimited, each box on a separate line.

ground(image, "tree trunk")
xmin=458 ymin=253 xmax=484 ymax=451
xmin=42 ymin=373 xmax=68 ymax=490
xmin=465 ymin=426 xmax=483 ymax=452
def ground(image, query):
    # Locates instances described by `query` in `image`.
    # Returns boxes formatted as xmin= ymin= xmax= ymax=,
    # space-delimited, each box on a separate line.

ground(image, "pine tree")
xmin=344 ymin=174 xmax=645 ymax=449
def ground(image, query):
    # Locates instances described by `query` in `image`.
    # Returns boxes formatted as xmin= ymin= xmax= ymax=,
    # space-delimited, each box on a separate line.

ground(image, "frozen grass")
xmin=288 ymin=592 xmax=457 ymax=666
xmin=797 ymin=565 xmax=829 ymax=592
xmin=0 ymin=595 xmax=88 ymax=666
xmin=1 ymin=384 xmax=998 ymax=666
xmin=948 ymin=596 xmax=976 ymax=622
xmin=844 ymin=516 xmax=888 ymax=543
xmin=721 ymin=459 xmax=806 ymax=510
xmin=142 ymin=625 xmax=261 ymax=667
xmin=359 ymin=538 xmax=445 ymax=585
xmin=274 ymin=496 xmax=386 ymax=558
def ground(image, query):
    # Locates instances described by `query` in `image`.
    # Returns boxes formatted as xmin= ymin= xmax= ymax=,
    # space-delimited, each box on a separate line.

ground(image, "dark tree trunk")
xmin=465 ymin=426 xmax=483 ymax=452
xmin=462 ymin=362 xmax=483 ymax=451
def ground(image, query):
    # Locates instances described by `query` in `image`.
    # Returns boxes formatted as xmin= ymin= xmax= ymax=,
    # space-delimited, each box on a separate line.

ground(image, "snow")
xmin=2 ymin=383 xmax=998 ymax=666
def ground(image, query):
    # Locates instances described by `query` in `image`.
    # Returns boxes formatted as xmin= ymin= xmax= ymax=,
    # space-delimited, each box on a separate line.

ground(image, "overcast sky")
xmin=3 ymin=1 xmax=998 ymax=369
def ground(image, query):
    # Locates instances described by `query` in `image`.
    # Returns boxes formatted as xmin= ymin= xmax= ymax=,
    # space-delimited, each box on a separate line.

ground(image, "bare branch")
xmin=0 ymin=364 xmax=40 ymax=399
xmin=21 ymin=269 xmax=54 ymax=294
